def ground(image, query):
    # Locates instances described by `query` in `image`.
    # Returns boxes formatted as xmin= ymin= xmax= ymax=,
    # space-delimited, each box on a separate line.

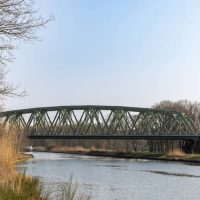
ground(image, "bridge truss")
xmin=0 ymin=105 xmax=199 ymax=140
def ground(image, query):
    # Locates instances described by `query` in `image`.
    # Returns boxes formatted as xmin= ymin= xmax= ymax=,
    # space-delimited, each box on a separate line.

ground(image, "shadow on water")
xmin=88 ymin=164 xmax=123 ymax=168
xmin=141 ymin=170 xmax=200 ymax=178
xmin=89 ymin=165 xmax=200 ymax=178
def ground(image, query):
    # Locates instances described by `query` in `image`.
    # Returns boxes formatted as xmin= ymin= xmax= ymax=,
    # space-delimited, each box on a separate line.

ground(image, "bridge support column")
xmin=182 ymin=138 xmax=200 ymax=154
xmin=193 ymin=139 xmax=200 ymax=153
xmin=182 ymin=140 xmax=194 ymax=154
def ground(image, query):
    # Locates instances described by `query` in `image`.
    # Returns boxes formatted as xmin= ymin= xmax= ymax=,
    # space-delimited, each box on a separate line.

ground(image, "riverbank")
xmin=33 ymin=146 xmax=200 ymax=163
xmin=86 ymin=150 xmax=200 ymax=163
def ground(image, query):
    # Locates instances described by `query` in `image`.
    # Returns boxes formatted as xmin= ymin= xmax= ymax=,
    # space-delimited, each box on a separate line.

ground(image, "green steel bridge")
xmin=0 ymin=105 xmax=199 ymax=140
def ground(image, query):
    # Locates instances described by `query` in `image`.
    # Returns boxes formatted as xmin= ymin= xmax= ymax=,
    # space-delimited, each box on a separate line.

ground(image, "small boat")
xmin=26 ymin=145 xmax=33 ymax=152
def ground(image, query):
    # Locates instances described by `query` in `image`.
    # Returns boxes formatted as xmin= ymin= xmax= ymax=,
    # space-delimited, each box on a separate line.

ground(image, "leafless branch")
xmin=0 ymin=0 xmax=53 ymax=98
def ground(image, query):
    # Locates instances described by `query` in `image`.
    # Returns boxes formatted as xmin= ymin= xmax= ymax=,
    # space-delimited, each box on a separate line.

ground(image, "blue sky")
xmin=6 ymin=0 xmax=200 ymax=110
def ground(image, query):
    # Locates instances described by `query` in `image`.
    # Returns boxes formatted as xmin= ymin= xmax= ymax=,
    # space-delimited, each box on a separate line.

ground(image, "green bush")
xmin=0 ymin=175 xmax=48 ymax=200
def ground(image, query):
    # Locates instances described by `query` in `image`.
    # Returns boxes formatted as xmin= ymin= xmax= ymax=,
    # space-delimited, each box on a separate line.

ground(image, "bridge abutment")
xmin=182 ymin=138 xmax=200 ymax=154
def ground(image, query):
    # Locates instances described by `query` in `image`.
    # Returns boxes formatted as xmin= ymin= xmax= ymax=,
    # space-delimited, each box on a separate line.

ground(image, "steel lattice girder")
xmin=0 ymin=105 xmax=199 ymax=140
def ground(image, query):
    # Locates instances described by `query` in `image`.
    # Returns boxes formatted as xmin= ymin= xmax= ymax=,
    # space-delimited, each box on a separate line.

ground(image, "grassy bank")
xmin=34 ymin=145 xmax=200 ymax=163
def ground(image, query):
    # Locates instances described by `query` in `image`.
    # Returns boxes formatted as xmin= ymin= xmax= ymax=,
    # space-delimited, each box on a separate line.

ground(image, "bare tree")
xmin=152 ymin=99 xmax=200 ymax=129
xmin=0 ymin=0 xmax=53 ymax=99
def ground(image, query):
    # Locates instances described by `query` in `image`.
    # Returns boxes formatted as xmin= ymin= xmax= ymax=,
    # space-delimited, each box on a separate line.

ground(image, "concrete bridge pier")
xmin=182 ymin=138 xmax=200 ymax=154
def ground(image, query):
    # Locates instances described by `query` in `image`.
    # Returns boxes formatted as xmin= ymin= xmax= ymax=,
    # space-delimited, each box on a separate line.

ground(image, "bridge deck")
xmin=28 ymin=135 xmax=200 ymax=140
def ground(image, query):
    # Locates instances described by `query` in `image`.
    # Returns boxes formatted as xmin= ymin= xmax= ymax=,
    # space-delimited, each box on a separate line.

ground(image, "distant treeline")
xmin=153 ymin=99 xmax=200 ymax=129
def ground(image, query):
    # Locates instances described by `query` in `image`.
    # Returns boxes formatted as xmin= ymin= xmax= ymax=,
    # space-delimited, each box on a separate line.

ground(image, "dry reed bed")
xmin=0 ymin=130 xmax=20 ymax=185
xmin=51 ymin=145 xmax=121 ymax=154
xmin=0 ymin=128 xmax=48 ymax=199
xmin=167 ymin=149 xmax=186 ymax=157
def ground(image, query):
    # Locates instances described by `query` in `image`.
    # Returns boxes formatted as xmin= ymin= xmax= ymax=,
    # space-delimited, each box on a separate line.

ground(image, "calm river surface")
xmin=18 ymin=152 xmax=200 ymax=200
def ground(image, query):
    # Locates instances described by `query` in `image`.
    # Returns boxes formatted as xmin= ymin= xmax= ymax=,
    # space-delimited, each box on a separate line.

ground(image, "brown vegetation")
xmin=0 ymin=128 xmax=21 ymax=185
xmin=31 ymin=139 xmax=149 ymax=154
xmin=167 ymin=148 xmax=186 ymax=157
xmin=51 ymin=145 xmax=118 ymax=154
xmin=0 ymin=127 xmax=49 ymax=200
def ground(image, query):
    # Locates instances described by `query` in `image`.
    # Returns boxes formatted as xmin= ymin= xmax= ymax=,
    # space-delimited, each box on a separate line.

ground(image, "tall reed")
xmin=0 ymin=128 xmax=20 ymax=185
xmin=61 ymin=174 xmax=91 ymax=200
xmin=0 ymin=127 xmax=48 ymax=199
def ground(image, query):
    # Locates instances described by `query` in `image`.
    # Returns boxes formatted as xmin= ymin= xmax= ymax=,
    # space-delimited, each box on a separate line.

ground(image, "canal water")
xmin=18 ymin=152 xmax=200 ymax=200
